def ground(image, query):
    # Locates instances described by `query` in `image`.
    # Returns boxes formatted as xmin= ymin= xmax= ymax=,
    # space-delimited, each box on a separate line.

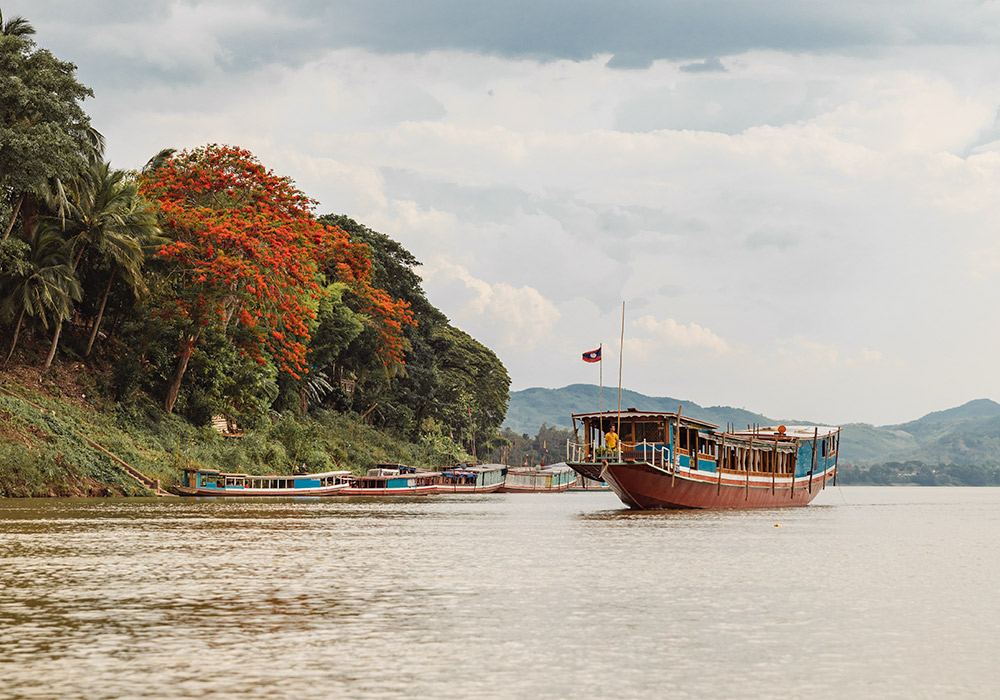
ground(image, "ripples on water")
xmin=1 ymin=488 xmax=999 ymax=699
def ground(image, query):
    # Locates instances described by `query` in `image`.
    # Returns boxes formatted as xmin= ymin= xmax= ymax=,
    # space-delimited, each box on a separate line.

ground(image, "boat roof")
xmin=469 ymin=463 xmax=506 ymax=472
xmin=508 ymin=464 xmax=574 ymax=474
xmin=571 ymin=409 xmax=718 ymax=429
xmin=729 ymin=426 xmax=841 ymax=440
xmin=181 ymin=468 xmax=351 ymax=478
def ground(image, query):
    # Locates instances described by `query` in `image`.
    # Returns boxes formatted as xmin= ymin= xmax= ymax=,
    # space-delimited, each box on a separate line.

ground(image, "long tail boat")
xmin=433 ymin=463 xmax=508 ymax=493
xmin=567 ymin=409 xmax=841 ymax=509
xmin=498 ymin=463 xmax=577 ymax=493
xmin=175 ymin=468 xmax=350 ymax=496
xmin=336 ymin=464 xmax=438 ymax=496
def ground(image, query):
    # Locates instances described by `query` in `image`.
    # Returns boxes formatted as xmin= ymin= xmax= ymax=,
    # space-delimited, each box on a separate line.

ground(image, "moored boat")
xmin=175 ymin=468 xmax=350 ymax=496
xmin=433 ymin=463 xmax=507 ymax=493
xmin=337 ymin=464 xmax=438 ymax=496
xmin=499 ymin=463 xmax=577 ymax=493
xmin=567 ymin=409 xmax=841 ymax=509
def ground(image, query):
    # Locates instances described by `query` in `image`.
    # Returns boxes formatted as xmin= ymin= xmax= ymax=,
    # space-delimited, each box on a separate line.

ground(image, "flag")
xmin=582 ymin=347 xmax=602 ymax=363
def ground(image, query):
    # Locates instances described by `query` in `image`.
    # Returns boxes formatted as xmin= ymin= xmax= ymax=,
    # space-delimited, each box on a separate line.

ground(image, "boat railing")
xmin=567 ymin=438 xmax=674 ymax=470
xmin=624 ymin=440 xmax=671 ymax=470
xmin=566 ymin=439 xmax=589 ymax=462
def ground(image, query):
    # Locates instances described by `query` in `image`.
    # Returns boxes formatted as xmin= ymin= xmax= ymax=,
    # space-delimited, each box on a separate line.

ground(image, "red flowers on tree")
xmin=141 ymin=144 xmax=413 ymax=413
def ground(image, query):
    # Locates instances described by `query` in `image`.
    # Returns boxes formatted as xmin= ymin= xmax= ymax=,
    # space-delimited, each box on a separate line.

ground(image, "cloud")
xmin=16 ymin=0 xmax=1000 ymax=423
xmin=27 ymin=0 xmax=1000 ymax=90
xmin=775 ymin=335 xmax=883 ymax=367
xmin=422 ymin=261 xmax=561 ymax=349
xmin=632 ymin=315 xmax=731 ymax=353
xmin=680 ymin=57 xmax=727 ymax=73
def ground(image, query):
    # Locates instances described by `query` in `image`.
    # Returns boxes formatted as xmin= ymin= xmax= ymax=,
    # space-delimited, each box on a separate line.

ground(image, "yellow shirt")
xmin=605 ymin=431 xmax=618 ymax=450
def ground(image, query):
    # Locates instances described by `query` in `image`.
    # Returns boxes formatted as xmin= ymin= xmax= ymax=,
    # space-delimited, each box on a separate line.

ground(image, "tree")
xmin=316 ymin=214 xmax=510 ymax=446
xmin=432 ymin=325 xmax=511 ymax=456
xmin=0 ymin=227 xmax=81 ymax=365
xmin=50 ymin=160 xmax=163 ymax=356
xmin=0 ymin=9 xmax=98 ymax=242
xmin=139 ymin=144 xmax=413 ymax=414
xmin=0 ymin=9 xmax=34 ymax=38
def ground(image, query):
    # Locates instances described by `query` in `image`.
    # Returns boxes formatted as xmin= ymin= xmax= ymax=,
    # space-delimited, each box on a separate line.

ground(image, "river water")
xmin=0 ymin=487 xmax=998 ymax=699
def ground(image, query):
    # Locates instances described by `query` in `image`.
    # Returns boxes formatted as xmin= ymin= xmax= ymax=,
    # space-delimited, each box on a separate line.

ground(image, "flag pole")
xmin=599 ymin=343 xmax=603 ymax=419
xmin=617 ymin=301 xmax=625 ymax=461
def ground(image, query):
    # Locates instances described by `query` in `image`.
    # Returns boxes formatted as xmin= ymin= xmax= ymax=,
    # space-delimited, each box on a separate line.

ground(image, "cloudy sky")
xmin=14 ymin=0 xmax=1000 ymax=425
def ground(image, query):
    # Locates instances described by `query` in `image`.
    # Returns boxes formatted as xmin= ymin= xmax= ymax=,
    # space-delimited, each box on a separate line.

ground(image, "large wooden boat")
xmin=499 ymin=463 xmax=577 ymax=493
xmin=567 ymin=409 xmax=841 ymax=509
xmin=175 ymin=468 xmax=350 ymax=496
xmin=433 ymin=463 xmax=507 ymax=493
xmin=337 ymin=464 xmax=438 ymax=496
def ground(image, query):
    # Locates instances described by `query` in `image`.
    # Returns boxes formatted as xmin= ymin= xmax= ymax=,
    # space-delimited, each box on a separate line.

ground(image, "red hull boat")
xmin=567 ymin=409 xmax=841 ymax=510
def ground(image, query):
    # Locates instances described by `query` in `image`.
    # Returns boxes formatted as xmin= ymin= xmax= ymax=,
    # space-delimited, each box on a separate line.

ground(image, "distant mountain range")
xmin=503 ymin=385 xmax=1000 ymax=466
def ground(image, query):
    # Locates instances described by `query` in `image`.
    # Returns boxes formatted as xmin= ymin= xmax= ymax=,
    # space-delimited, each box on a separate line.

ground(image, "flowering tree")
xmin=140 ymin=144 xmax=412 ymax=414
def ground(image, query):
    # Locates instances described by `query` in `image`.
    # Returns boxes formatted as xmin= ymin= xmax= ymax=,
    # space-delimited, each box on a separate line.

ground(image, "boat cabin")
xmin=180 ymin=468 xmax=347 ymax=491
xmin=351 ymin=466 xmax=438 ymax=489
xmin=503 ymin=464 xmax=576 ymax=489
xmin=438 ymin=464 xmax=507 ymax=488
xmin=568 ymin=409 xmax=840 ymax=479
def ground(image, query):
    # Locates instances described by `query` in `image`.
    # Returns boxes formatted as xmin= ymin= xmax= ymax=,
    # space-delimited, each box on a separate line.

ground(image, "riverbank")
xmin=0 ymin=363 xmax=465 ymax=498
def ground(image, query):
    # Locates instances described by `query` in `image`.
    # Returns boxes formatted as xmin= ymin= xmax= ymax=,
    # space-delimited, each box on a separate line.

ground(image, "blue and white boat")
xmin=175 ymin=468 xmax=351 ymax=496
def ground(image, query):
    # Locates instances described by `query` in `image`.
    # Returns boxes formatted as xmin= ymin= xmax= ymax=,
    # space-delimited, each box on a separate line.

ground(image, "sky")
xmin=12 ymin=0 xmax=1000 ymax=426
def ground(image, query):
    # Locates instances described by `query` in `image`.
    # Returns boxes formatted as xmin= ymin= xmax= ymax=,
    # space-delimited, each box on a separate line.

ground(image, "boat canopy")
xmin=571 ymin=409 xmax=718 ymax=430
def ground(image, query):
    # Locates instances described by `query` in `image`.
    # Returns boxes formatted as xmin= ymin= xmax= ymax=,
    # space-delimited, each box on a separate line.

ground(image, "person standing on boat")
xmin=605 ymin=426 xmax=618 ymax=452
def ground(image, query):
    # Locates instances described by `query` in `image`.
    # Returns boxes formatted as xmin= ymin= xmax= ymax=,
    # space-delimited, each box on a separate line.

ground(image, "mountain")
xmin=504 ymin=384 xmax=775 ymax=434
xmin=505 ymin=386 xmax=1000 ymax=467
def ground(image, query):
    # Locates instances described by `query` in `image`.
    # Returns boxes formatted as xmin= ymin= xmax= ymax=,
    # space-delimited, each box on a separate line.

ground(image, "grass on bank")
xmin=0 ymin=365 xmax=473 ymax=497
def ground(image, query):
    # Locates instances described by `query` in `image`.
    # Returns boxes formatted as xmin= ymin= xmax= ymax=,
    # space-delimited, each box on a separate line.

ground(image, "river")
xmin=1 ymin=487 xmax=998 ymax=699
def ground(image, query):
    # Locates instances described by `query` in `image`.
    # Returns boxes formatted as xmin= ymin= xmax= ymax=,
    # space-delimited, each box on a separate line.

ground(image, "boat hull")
xmin=497 ymin=483 xmax=571 ymax=493
xmin=602 ymin=462 xmax=835 ymax=509
xmin=566 ymin=462 xmax=607 ymax=483
xmin=173 ymin=484 xmax=348 ymax=497
xmin=338 ymin=485 xmax=437 ymax=496
xmin=433 ymin=483 xmax=503 ymax=494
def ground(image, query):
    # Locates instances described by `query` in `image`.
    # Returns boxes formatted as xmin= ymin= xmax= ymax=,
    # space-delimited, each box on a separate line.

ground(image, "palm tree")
xmin=0 ymin=228 xmax=81 ymax=366
xmin=0 ymin=9 xmax=35 ymax=37
xmin=49 ymin=160 xmax=164 ymax=356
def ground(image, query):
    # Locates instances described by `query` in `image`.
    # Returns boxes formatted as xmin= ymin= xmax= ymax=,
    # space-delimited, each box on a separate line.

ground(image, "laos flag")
xmin=582 ymin=347 xmax=602 ymax=363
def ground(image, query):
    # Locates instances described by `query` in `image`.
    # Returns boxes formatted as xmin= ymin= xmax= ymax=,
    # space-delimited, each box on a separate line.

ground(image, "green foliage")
xmin=0 ymin=18 xmax=97 ymax=240
xmin=500 ymin=423 xmax=574 ymax=467
xmin=318 ymin=214 xmax=510 ymax=455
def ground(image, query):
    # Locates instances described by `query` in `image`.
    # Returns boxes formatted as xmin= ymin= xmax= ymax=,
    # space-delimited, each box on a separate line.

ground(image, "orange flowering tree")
xmin=140 ymin=144 xmax=412 ymax=414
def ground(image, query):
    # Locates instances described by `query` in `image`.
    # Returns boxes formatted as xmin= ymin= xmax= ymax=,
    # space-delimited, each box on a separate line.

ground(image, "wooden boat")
xmin=175 ymin=468 xmax=350 ymax=496
xmin=567 ymin=409 xmax=841 ymax=509
xmin=336 ymin=464 xmax=438 ymax=496
xmin=433 ymin=463 xmax=507 ymax=493
xmin=499 ymin=463 xmax=577 ymax=493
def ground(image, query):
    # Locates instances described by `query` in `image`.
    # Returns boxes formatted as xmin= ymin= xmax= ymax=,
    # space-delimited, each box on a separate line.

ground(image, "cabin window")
xmin=678 ymin=428 xmax=699 ymax=453
xmin=634 ymin=421 xmax=662 ymax=443
xmin=698 ymin=437 xmax=718 ymax=459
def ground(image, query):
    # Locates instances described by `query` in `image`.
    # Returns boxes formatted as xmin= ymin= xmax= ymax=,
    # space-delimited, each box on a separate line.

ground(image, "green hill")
xmin=836 ymin=423 xmax=919 ymax=464
xmin=884 ymin=398 xmax=1000 ymax=444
